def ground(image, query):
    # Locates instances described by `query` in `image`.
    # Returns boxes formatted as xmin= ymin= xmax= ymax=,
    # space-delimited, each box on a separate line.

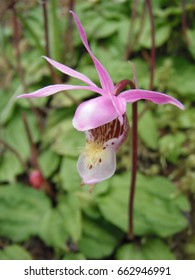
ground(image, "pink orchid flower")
xmin=17 ymin=11 xmax=184 ymax=185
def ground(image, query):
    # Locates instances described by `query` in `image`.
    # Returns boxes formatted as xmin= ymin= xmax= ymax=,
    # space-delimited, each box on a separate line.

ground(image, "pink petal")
xmin=77 ymin=147 xmax=116 ymax=184
xmin=43 ymin=56 xmax=98 ymax=88
xmin=17 ymin=84 xmax=104 ymax=99
xmin=70 ymin=11 xmax=115 ymax=94
xmin=73 ymin=95 xmax=126 ymax=131
xmin=120 ymin=89 xmax=185 ymax=110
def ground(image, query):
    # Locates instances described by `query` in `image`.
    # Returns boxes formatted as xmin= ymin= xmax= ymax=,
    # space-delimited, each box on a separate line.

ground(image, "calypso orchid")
xmin=17 ymin=11 xmax=184 ymax=185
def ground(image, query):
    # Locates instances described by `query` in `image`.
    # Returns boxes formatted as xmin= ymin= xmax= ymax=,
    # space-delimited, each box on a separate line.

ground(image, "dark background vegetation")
xmin=0 ymin=0 xmax=195 ymax=260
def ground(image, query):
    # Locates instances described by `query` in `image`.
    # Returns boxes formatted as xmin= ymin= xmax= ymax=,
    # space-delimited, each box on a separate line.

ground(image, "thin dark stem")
xmin=125 ymin=0 xmax=138 ymax=59
xmin=0 ymin=139 xmax=28 ymax=172
xmin=133 ymin=2 xmax=146 ymax=49
xmin=64 ymin=0 xmax=75 ymax=64
xmin=128 ymin=101 xmax=137 ymax=240
xmin=114 ymin=79 xmax=135 ymax=96
xmin=114 ymin=78 xmax=138 ymax=240
xmin=146 ymin=0 xmax=155 ymax=90
xmin=42 ymin=0 xmax=60 ymax=84
xmin=42 ymin=0 xmax=50 ymax=57
xmin=181 ymin=0 xmax=189 ymax=44
xmin=0 ymin=0 xmax=17 ymax=19
xmin=182 ymin=0 xmax=187 ymax=35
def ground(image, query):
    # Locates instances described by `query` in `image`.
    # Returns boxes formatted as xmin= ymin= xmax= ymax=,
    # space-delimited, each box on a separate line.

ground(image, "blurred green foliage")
xmin=0 ymin=0 xmax=195 ymax=260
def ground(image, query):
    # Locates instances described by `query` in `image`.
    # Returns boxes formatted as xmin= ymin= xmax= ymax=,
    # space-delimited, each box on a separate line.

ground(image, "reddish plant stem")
xmin=145 ymin=0 xmax=155 ymax=90
xmin=22 ymin=113 xmax=55 ymax=198
xmin=42 ymin=0 xmax=61 ymax=84
xmin=181 ymin=0 xmax=189 ymax=44
xmin=128 ymin=101 xmax=137 ymax=240
xmin=114 ymin=79 xmax=135 ymax=96
xmin=114 ymin=78 xmax=137 ymax=240
xmin=125 ymin=0 xmax=138 ymax=59
xmin=64 ymin=0 xmax=75 ymax=64
xmin=128 ymin=65 xmax=138 ymax=240
xmin=137 ymin=0 xmax=155 ymax=121
xmin=42 ymin=0 xmax=49 ymax=57
xmin=134 ymin=2 xmax=146 ymax=48
xmin=0 ymin=0 xmax=17 ymax=19
xmin=0 ymin=138 xmax=28 ymax=172
xmin=182 ymin=0 xmax=187 ymax=35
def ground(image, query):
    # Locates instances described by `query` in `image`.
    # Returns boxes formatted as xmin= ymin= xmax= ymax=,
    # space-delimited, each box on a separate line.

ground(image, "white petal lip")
xmin=77 ymin=147 xmax=116 ymax=184
xmin=16 ymin=84 xmax=104 ymax=99
xmin=72 ymin=95 xmax=126 ymax=131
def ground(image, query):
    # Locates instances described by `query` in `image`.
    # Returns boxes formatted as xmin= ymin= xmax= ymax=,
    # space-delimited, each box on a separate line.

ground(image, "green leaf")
xmin=93 ymin=20 xmax=119 ymax=39
xmin=139 ymin=16 xmax=171 ymax=48
xmin=0 ymin=151 xmax=23 ymax=183
xmin=39 ymin=149 xmax=60 ymax=178
xmin=43 ymin=117 xmax=85 ymax=157
xmin=57 ymin=194 xmax=82 ymax=242
xmin=0 ymin=184 xmax=51 ymax=242
xmin=177 ymin=108 xmax=195 ymax=129
xmin=159 ymin=132 xmax=186 ymax=164
xmin=60 ymin=157 xmax=81 ymax=192
xmin=78 ymin=217 xmax=122 ymax=259
xmin=18 ymin=11 xmax=44 ymax=53
xmin=39 ymin=208 xmax=69 ymax=250
xmin=63 ymin=252 xmax=86 ymax=260
xmin=170 ymin=58 xmax=195 ymax=101
xmin=96 ymin=173 xmax=190 ymax=237
xmin=53 ymin=126 xmax=85 ymax=157
xmin=2 ymin=109 xmax=40 ymax=161
xmin=138 ymin=106 xmax=159 ymax=150
xmin=0 ymin=245 xmax=32 ymax=260
xmin=187 ymin=29 xmax=195 ymax=59
xmin=116 ymin=238 xmax=175 ymax=260
xmin=48 ymin=0 xmax=62 ymax=62
xmin=0 ymin=85 xmax=22 ymax=125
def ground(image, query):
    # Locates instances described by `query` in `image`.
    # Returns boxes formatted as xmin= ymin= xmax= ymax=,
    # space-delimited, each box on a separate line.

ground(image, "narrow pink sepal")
xmin=70 ymin=11 xmax=115 ymax=95
xmin=43 ymin=56 xmax=98 ymax=88
xmin=120 ymin=89 xmax=185 ymax=110
xmin=73 ymin=95 xmax=126 ymax=131
xmin=17 ymin=84 xmax=104 ymax=99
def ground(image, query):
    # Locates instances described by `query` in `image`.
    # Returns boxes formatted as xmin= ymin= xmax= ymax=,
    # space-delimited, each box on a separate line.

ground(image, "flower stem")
xmin=124 ymin=0 xmax=138 ymax=59
xmin=181 ymin=0 xmax=189 ymax=44
xmin=114 ymin=78 xmax=137 ymax=240
xmin=42 ymin=0 xmax=61 ymax=84
xmin=128 ymin=101 xmax=137 ymax=240
xmin=64 ymin=0 xmax=75 ymax=65
xmin=146 ymin=0 xmax=155 ymax=90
